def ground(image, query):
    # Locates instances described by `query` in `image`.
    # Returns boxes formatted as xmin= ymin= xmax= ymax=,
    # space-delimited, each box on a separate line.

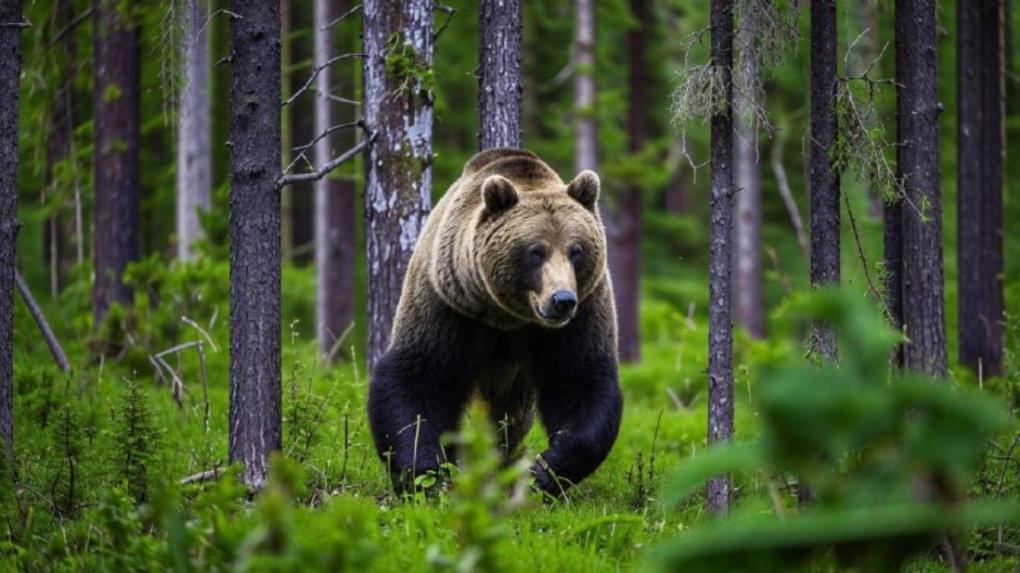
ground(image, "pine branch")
xmin=278 ymin=138 xmax=369 ymax=187
xmin=14 ymin=270 xmax=70 ymax=373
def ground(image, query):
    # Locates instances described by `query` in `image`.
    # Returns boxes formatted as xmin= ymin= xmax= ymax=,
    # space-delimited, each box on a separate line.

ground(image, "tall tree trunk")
xmin=177 ymin=0 xmax=212 ymax=261
xmin=896 ymin=0 xmax=946 ymax=377
xmin=478 ymin=0 xmax=523 ymax=149
xmin=573 ymin=0 xmax=597 ymax=172
xmin=609 ymin=0 xmax=648 ymax=363
xmin=315 ymin=0 xmax=355 ymax=361
xmin=733 ymin=1 xmax=764 ymax=340
xmin=92 ymin=0 xmax=140 ymax=325
xmin=707 ymin=0 xmax=734 ymax=516
xmin=957 ymin=0 xmax=1004 ymax=378
xmin=280 ymin=0 xmax=294 ymax=262
xmin=0 ymin=0 xmax=23 ymax=454
xmin=364 ymin=0 xmax=434 ymax=371
xmin=810 ymin=0 xmax=840 ymax=360
xmin=664 ymin=170 xmax=688 ymax=215
xmin=228 ymin=0 xmax=282 ymax=491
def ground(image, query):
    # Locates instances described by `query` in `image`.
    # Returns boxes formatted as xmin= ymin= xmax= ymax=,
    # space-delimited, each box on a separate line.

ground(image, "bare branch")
xmin=278 ymin=139 xmax=369 ymax=187
xmin=433 ymin=2 xmax=456 ymax=42
xmin=322 ymin=4 xmax=361 ymax=31
xmin=197 ymin=8 xmax=241 ymax=38
xmin=292 ymin=121 xmax=361 ymax=155
xmin=769 ymin=132 xmax=809 ymax=257
xmin=283 ymin=53 xmax=366 ymax=108
xmin=15 ymin=271 xmax=70 ymax=373
xmin=47 ymin=8 xmax=93 ymax=47
xmin=0 ymin=19 xmax=30 ymax=28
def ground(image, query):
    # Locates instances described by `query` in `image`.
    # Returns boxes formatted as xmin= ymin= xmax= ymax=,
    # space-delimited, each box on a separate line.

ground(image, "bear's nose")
xmin=549 ymin=290 xmax=578 ymax=317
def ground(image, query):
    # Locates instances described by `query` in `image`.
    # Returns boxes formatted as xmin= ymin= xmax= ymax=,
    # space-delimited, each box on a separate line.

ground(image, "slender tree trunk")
xmin=732 ymin=1 xmax=764 ymax=340
xmin=228 ymin=0 xmax=282 ymax=491
xmin=810 ymin=0 xmax=840 ymax=360
xmin=280 ymin=0 xmax=294 ymax=262
xmin=176 ymin=0 xmax=212 ymax=261
xmin=0 ymin=0 xmax=24 ymax=454
xmin=92 ymin=0 xmax=140 ymax=324
xmin=478 ymin=0 xmax=523 ymax=149
xmin=896 ymin=0 xmax=946 ymax=378
xmin=574 ymin=0 xmax=597 ymax=172
xmin=364 ymin=0 xmax=434 ymax=371
xmin=315 ymin=0 xmax=355 ymax=361
xmin=707 ymin=0 xmax=734 ymax=516
xmin=607 ymin=0 xmax=648 ymax=363
xmin=957 ymin=0 xmax=1004 ymax=377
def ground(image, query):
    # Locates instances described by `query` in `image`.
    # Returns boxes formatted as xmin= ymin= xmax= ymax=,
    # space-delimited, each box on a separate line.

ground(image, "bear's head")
xmin=473 ymin=170 xmax=606 ymax=328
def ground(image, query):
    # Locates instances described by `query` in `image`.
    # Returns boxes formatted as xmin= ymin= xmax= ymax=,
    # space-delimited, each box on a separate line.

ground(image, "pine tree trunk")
xmin=957 ymin=0 xmax=1004 ymax=377
xmin=315 ymin=0 xmax=355 ymax=361
xmin=364 ymin=0 xmax=434 ymax=371
xmin=733 ymin=1 xmax=764 ymax=340
xmin=664 ymin=171 xmax=688 ymax=215
xmin=228 ymin=0 xmax=282 ymax=491
xmin=896 ymin=0 xmax=946 ymax=378
xmin=608 ymin=0 xmax=648 ymax=363
xmin=707 ymin=0 xmax=734 ymax=516
xmin=573 ymin=0 xmax=597 ymax=172
xmin=809 ymin=0 xmax=840 ymax=360
xmin=92 ymin=0 xmax=140 ymax=324
xmin=176 ymin=0 xmax=212 ymax=261
xmin=478 ymin=0 xmax=523 ymax=149
xmin=0 ymin=0 xmax=23 ymax=454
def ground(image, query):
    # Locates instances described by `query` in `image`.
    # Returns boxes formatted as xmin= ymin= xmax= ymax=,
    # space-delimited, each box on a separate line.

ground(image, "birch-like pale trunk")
xmin=176 ymin=0 xmax=212 ymax=261
xmin=364 ymin=0 xmax=434 ymax=371
xmin=732 ymin=3 xmax=764 ymax=340
xmin=315 ymin=0 xmax=355 ymax=361
xmin=573 ymin=0 xmax=597 ymax=173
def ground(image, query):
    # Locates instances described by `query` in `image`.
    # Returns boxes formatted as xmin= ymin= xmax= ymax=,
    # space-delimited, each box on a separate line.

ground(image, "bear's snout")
xmin=541 ymin=289 xmax=578 ymax=323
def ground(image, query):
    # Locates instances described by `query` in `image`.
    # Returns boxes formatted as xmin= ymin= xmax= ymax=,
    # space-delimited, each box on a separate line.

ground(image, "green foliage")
xmin=113 ymin=377 xmax=159 ymax=503
xmin=657 ymin=290 xmax=1013 ymax=571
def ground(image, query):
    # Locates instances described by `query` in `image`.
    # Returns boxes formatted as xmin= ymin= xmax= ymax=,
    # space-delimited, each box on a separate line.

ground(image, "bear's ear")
xmin=481 ymin=175 xmax=520 ymax=213
xmin=567 ymin=170 xmax=600 ymax=211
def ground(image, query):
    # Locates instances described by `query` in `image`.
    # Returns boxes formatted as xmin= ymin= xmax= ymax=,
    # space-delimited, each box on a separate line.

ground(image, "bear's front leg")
xmin=528 ymin=287 xmax=623 ymax=496
xmin=368 ymin=300 xmax=483 ymax=493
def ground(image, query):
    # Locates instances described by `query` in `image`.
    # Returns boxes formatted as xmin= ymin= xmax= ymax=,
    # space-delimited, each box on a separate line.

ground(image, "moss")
xmin=103 ymin=83 xmax=124 ymax=103
xmin=383 ymin=33 xmax=436 ymax=101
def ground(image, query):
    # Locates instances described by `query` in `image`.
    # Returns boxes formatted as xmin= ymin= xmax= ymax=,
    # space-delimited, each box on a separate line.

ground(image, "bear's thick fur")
xmin=368 ymin=148 xmax=622 ymax=496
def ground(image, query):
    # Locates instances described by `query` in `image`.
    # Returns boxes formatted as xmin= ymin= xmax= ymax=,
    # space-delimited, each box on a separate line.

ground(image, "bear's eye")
xmin=568 ymin=244 xmax=584 ymax=264
xmin=525 ymin=244 xmax=547 ymax=265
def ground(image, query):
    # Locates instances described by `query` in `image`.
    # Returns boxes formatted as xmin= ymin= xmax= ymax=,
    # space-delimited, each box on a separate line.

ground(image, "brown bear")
xmin=368 ymin=148 xmax=622 ymax=496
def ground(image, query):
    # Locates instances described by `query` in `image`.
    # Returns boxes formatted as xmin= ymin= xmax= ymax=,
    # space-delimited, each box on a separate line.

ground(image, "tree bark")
xmin=607 ymin=0 xmax=648 ymax=363
xmin=810 ymin=0 xmax=840 ymax=360
xmin=315 ymin=0 xmax=355 ymax=361
xmin=176 ymin=0 xmax=212 ymax=261
xmin=0 ymin=0 xmax=24 ymax=454
xmin=478 ymin=0 xmax=523 ymax=149
xmin=895 ymin=0 xmax=946 ymax=378
xmin=707 ymin=0 xmax=734 ymax=516
xmin=228 ymin=0 xmax=282 ymax=491
xmin=573 ymin=0 xmax=597 ymax=172
xmin=364 ymin=0 xmax=434 ymax=371
xmin=732 ymin=1 xmax=764 ymax=340
xmin=92 ymin=0 xmax=140 ymax=324
xmin=957 ymin=0 xmax=1004 ymax=377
